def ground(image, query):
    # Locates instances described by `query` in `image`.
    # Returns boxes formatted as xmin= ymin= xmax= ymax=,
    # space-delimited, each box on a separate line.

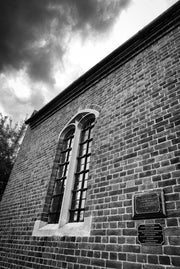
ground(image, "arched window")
xmin=48 ymin=110 xmax=99 ymax=226
xmin=48 ymin=127 xmax=75 ymax=223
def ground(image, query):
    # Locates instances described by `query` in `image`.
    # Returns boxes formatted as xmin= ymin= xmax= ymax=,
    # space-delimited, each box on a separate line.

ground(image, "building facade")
xmin=0 ymin=2 xmax=180 ymax=268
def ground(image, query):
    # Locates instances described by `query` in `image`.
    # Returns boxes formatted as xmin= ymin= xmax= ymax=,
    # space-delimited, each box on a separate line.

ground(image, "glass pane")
xmin=81 ymin=199 xmax=86 ymax=209
xmin=77 ymin=157 xmax=86 ymax=172
xmin=79 ymin=173 xmax=83 ymax=181
xmin=70 ymin=211 xmax=78 ymax=222
xmin=81 ymin=130 xmax=88 ymax=142
xmin=82 ymin=190 xmax=87 ymax=199
xmin=64 ymin=150 xmax=69 ymax=161
xmin=83 ymin=179 xmax=87 ymax=189
xmin=77 ymin=180 xmax=82 ymax=190
xmin=54 ymin=180 xmax=64 ymax=195
xmin=84 ymin=173 xmax=88 ymax=180
xmin=79 ymin=143 xmax=87 ymax=156
xmin=63 ymin=163 xmax=69 ymax=177
xmin=75 ymin=179 xmax=82 ymax=190
xmin=50 ymin=195 xmax=62 ymax=213
xmin=86 ymin=161 xmax=90 ymax=170
xmin=59 ymin=151 xmax=66 ymax=163
xmin=79 ymin=211 xmax=84 ymax=221
xmin=71 ymin=199 xmax=79 ymax=210
xmin=73 ymin=211 xmax=78 ymax=222
xmin=80 ymin=157 xmax=85 ymax=166
xmin=88 ymin=141 xmax=92 ymax=153
xmin=49 ymin=212 xmax=59 ymax=224
xmin=75 ymin=200 xmax=79 ymax=209
xmin=75 ymin=191 xmax=81 ymax=200
xmin=57 ymin=165 xmax=64 ymax=178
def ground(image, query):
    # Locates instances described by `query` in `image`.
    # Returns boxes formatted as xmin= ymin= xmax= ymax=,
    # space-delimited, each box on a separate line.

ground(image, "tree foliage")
xmin=0 ymin=113 xmax=26 ymax=199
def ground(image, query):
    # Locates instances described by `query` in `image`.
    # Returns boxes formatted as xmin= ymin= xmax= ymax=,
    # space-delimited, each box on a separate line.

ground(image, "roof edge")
xmin=26 ymin=1 xmax=180 ymax=127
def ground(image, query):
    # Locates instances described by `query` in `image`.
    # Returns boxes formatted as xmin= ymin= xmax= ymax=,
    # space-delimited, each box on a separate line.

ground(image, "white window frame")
xmin=32 ymin=109 xmax=99 ymax=237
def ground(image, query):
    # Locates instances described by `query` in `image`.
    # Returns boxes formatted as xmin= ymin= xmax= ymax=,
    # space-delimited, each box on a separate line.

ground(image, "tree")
xmin=0 ymin=113 xmax=26 ymax=200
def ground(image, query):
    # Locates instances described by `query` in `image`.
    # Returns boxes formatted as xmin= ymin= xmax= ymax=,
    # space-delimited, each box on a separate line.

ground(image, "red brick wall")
xmin=0 ymin=24 xmax=180 ymax=269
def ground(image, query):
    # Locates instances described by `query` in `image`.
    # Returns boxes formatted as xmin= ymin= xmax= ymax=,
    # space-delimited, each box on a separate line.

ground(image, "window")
xmin=32 ymin=109 xmax=99 ymax=237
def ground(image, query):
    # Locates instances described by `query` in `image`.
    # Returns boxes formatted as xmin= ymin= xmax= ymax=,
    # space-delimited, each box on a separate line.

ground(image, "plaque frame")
xmin=132 ymin=189 xmax=166 ymax=219
xmin=137 ymin=223 xmax=165 ymax=245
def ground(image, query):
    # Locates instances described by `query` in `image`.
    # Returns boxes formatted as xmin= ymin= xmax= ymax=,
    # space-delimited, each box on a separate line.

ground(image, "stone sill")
xmin=32 ymin=216 xmax=92 ymax=237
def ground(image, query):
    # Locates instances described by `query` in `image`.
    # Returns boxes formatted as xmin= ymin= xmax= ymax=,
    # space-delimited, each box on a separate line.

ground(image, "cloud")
xmin=0 ymin=0 xmax=132 ymax=121
xmin=0 ymin=0 xmax=131 ymax=83
xmin=0 ymin=72 xmax=46 ymax=122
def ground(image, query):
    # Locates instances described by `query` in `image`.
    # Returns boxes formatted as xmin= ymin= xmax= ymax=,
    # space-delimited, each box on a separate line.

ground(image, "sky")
xmin=0 ymin=0 xmax=178 ymax=123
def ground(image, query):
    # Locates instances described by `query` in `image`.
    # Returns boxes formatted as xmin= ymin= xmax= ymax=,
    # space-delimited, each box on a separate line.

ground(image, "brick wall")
xmin=0 ymin=17 xmax=180 ymax=269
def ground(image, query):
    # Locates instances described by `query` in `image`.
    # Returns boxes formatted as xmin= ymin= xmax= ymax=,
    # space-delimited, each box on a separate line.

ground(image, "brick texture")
xmin=0 ymin=6 xmax=180 ymax=269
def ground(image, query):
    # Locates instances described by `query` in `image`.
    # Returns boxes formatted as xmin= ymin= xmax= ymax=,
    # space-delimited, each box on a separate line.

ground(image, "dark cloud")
xmin=0 ymin=0 xmax=131 ymax=85
xmin=0 ymin=0 xmax=132 ymax=122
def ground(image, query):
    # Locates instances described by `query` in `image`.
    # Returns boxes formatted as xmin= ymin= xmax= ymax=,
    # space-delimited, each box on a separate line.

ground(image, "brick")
xmin=77 ymin=257 xmax=90 ymax=265
xmin=101 ymin=251 xmax=109 ymax=259
xmin=106 ymin=260 xmax=122 ymax=269
xmin=168 ymin=237 xmax=180 ymax=245
xmin=171 ymin=256 xmax=180 ymax=267
xmin=127 ymin=253 xmax=136 ymax=262
xmin=66 ymin=256 xmax=77 ymax=263
xmin=106 ymin=244 xmax=122 ymax=252
xmin=137 ymin=254 xmax=147 ymax=263
xmin=118 ymin=253 xmax=126 ymax=261
xmin=167 ymin=218 xmax=178 ymax=227
xmin=141 ymin=245 xmax=163 ymax=255
xmin=91 ymin=258 xmax=105 ymax=267
xmin=167 ymin=209 xmax=180 ymax=218
xmin=164 ymin=246 xmax=180 ymax=256
xmin=143 ymin=265 xmax=164 ymax=269
xmin=165 ymin=227 xmax=180 ymax=236
xmin=110 ymin=252 xmax=118 ymax=260
xmin=159 ymin=255 xmax=170 ymax=265
xmin=123 ymin=262 xmax=142 ymax=269
xmin=123 ymin=229 xmax=137 ymax=236
xmin=148 ymin=255 xmax=158 ymax=264
xmin=158 ymin=178 xmax=176 ymax=188
xmin=123 ymin=245 xmax=140 ymax=253
xmin=107 ymin=229 xmax=121 ymax=236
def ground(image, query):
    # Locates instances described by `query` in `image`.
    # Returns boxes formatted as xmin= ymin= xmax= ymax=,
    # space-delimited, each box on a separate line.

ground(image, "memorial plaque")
xmin=138 ymin=224 xmax=164 ymax=245
xmin=132 ymin=190 xmax=166 ymax=219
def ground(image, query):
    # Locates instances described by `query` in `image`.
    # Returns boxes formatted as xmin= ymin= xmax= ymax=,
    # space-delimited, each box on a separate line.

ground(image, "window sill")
xmin=32 ymin=216 xmax=92 ymax=237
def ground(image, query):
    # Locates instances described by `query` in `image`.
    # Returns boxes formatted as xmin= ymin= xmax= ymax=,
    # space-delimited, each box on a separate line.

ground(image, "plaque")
xmin=132 ymin=190 xmax=166 ymax=219
xmin=138 ymin=224 xmax=164 ymax=245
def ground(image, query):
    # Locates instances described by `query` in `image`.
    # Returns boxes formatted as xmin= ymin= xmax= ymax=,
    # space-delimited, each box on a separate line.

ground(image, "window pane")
xmin=82 ymin=191 xmax=87 ymax=199
xmin=54 ymin=179 xmax=64 ymax=195
xmin=81 ymin=199 xmax=86 ymax=209
xmin=73 ymin=211 xmax=78 ymax=222
xmin=49 ymin=194 xmax=63 ymax=215
xmin=79 ymin=143 xmax=87 ymax=156
xmin=84 ymin=179 xmax=87 ymax=189
xmin=79 ymin=211 xmax=84 ymax=221
xmin=88 ymin=140 xmax=92 ymax=153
